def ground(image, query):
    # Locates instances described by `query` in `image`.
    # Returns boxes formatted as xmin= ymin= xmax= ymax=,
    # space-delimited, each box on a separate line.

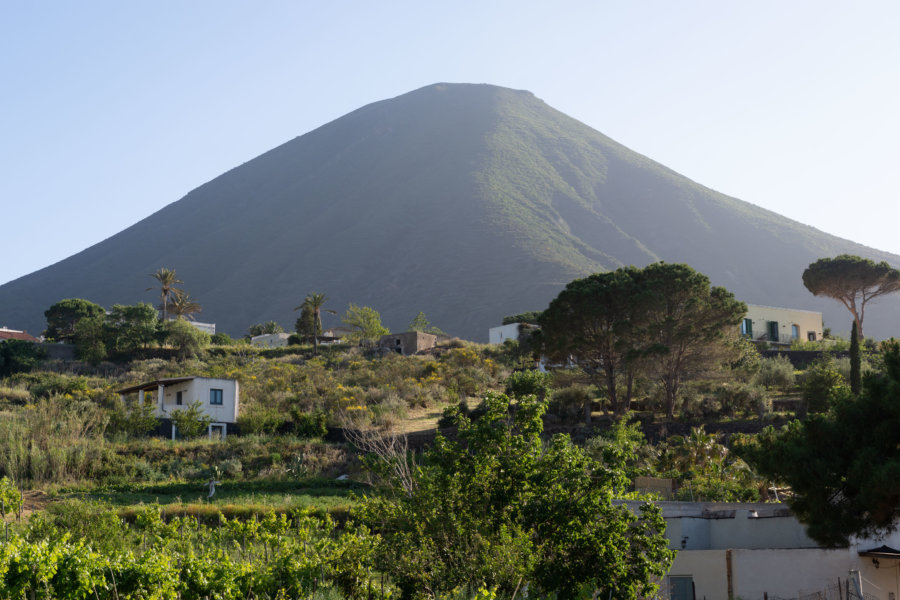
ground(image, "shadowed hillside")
xmin=2 ymin=83 xmax=899 ymax=340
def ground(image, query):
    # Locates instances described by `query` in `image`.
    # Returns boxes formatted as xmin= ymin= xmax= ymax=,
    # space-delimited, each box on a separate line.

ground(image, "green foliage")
xmin=247 ymin=321 xmax=284 ymax=337
xmin=43 ymin=298 xmax=105 ymax=343
xmin=801 ymin=356 xmax=850 ymax=415
xmin=802 ymin=254 xmax=900 ymax=338
xmin=755 ymin=355 xmax=795 ymax=391
xmin=407 ymin=311 xmax=445 ymax=335
xmin=738 ymin=341 xmax=900 ymax=546
xmin=170 ymin=400 xmax=213 ymax=440
xmin=210 ymin=332 xmax=237 ymax=345
xmin=74 ymin=314 xmax=108 ymax=365
xmin=540 ymin=263 xmax=746 ymax=418
xmin=107 ymin=398 xmax=160 ymax=439
xmin=359 ymin=392 xmax=674 ymax=599
xmin=106 ymin=302 xmax=159 ymax=355
xmin=341 ymin=303 xmax=389 ymax=344
xmin=584 ymin=418 xmax=654 ymax=490
xmin=659 ymin=426 xmax=759 ymax=502
xmin=4 ymin=505 xmax=376 ymax=599
xmin=292 ymin=410 xmax=328 ymax=439
xmin=0 ymin=476 xmax=23 ymax=518
xmin=164 ymin=318 xmax=210 ymax=361
xmin=504 ymin=369 xmax=551 ymax=400
xmin=148 ymin=267 xmax=183 ymax=321
xmin=0 ymin=340 xmax=45 ymax=378
xmin=501 ymin=311 xmax=542 ymax=325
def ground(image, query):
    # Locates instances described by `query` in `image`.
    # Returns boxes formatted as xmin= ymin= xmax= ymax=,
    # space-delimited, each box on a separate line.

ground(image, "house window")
xmin=176 ymin=391 xmax=183 ymax=406
xmin=808 ymin=331 xmax=817 ymax=341
xmin=210 ymin=388 xmax=223 ymax=405
xmin=791 ymin=324 xmax=799 ymax=340
xmin=768 ymin=321 xmax=779 ymax=343
xmin=741 ymin=318 xmax=753 ymax=337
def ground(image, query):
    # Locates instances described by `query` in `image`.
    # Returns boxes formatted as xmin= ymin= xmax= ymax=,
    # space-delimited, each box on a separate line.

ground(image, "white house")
xmin=189 ymin=321 xmax=216 ymax=335
xmin=741 ymin=304 xmax=823 ymax=346
xmin=116 ymin=377 xmax=239 ymax=439
xmin=250 ymin=333 xmax=291 ymax=348
xmin=633 ymin=500 xmax=900 ymax=600
xmin=488 ymin=323 xmax=522 ymax=345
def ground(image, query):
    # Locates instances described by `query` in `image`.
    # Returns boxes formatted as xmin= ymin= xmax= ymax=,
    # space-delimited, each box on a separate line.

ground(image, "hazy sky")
xmin=2 ymin=1 xmax=899 ymax=286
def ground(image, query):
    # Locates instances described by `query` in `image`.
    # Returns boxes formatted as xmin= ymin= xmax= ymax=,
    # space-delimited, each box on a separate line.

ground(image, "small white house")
xmin=488 ymin=323 xmax=523 ymax=345
xmin=251 ymin=333 xmax=291 ymax=348
xmin=116 ymin=377 xmax=239 ymax=439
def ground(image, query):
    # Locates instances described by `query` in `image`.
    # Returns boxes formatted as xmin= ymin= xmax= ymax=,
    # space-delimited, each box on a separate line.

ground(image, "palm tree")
xmin=147 ymin=268 xmax=183 ymax=321
xmin=168 ymin=289 xmax=202 ymax=321
xmin=294 ymin=292 xmax=336 ymax=355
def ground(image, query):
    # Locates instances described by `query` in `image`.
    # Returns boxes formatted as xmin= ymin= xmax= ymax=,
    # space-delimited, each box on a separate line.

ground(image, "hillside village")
xmin=1 ymin=256 xmax=899 ymax=599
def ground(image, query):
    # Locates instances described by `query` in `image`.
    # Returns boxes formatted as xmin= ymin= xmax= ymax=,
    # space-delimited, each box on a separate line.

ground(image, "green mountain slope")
xmin=2 ymin=83 xmax=899 ymax=340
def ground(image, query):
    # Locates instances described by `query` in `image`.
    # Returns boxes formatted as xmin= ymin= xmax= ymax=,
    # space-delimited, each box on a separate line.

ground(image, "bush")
xmin=755 ymin=355 xmax=796 ymax=391
xmin=292 ymin=410 xmax=328 ymax=439
xmin=0 ymin=340 xmax=45 ymax=378
xmin=170 ymin=400 xmax=212 ymax=439
xmin=549 ymin=384 xmax=593 ymax=421
xmin=504 ymin=369 xmax=551 ymax=400
xmin=715 ymin=382 xmax=770 ymax=418
xmin=107 ymin=398 xmax=160 ymax=439
xmin=800 ymin=357 xmax=850 ymax=415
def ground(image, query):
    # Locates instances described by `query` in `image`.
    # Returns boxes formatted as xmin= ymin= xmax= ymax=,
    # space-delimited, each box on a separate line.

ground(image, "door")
xmin=669 ymin=575 xmax=694 ymax=600
xmin=768 ymin=321 xmax=779 ymax=343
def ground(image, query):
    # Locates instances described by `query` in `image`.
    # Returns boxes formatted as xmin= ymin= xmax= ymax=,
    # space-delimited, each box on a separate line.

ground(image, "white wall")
xmin=744 ymin=304 xmax=823 ymax=344
xmin=489 ymin=323 xmax=521 ymax=345
xmin=159 ymin=377 xmax=239 ymax=423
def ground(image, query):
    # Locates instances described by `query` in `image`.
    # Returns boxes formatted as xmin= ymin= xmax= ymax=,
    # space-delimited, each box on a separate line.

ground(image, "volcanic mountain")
xmin=3 ymin=83 xmax=900 ymax=340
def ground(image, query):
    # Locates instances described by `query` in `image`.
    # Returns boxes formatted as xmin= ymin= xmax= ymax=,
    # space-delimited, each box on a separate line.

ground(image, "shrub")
xmin=800 ymin=357 xmax=850 ymax=415
xmin=755 ymin=355 xmax=796 ymax=391
xmin=292 ymin=409 xmax=328 ymax=439
xmin=170 ymin=400 xmax=212 ymax=439
xmin=504 ymin=369 xmax=551 ymax=400
xmin=549 ymin=384 xmax=593 ymax=421
xmin=238 ymin=403 xmax=288 ymax=435
xmin=107 ymin=398 xmax=160 ymax=439
xmin=715 ymin=382 xmax=770 ymax=418
xmin=0 ymin=340 xmax=46 ymax=378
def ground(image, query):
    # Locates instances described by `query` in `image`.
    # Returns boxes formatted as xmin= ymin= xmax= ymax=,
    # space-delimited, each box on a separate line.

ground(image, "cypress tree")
xmin=850 ymin=320 xmax=861 ymax=395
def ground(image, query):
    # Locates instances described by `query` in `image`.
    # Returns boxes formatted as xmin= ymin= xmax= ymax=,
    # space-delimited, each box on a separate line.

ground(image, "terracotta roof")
xmin=0 ymin=328 xmax=39 ymax=342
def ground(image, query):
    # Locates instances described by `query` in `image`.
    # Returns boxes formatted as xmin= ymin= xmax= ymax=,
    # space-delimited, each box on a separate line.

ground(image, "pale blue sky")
xmin=2 ymin=1 xmax=899 ymax=286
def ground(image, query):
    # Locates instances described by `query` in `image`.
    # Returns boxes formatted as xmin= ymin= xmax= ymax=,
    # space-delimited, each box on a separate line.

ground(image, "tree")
xmin=170 ymin=400 xmax=212 ymax=439
xmin=167 ymin=289 xmax=202 ymax=321
xmin=73 ymin=314 xmax=107 ymax=365
xmin=294 ymin=292 xmax=336 ymax=355
xmin=163 ymin=318 xmax=210 ymax=361
xmin=850 ymin=320 xmax=861 ymax=395
xmin=636 ymin=263 xmax=746 ymax=419
xmin=341 ymin=304 xmax=389 ymax=345
xmin=358 ymin=392 xmax=674 ymax=599
xmin=407 ymin=311 xmax=445 ymax=335
xmin=247 ymin=321 xmax=284 ymax=337
xmin=802 ymin=255 xmax=900 ymax=338
xmin=539 ymin=263 xmax=745 ymax=418
xmin=737 ymin=341 xmax=900 ymax=546
xmin=105 ymin=303 xmax=158 ymax=355
xmin=539 ymin=267 xmax=645 ymax=417
xmin=43 ymin=298 xmax=105 ymax=343
xmin=147 ymin=267 xmax=183 ymax=321
xmin=0 ymin=340 xmax=46 ymax=378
